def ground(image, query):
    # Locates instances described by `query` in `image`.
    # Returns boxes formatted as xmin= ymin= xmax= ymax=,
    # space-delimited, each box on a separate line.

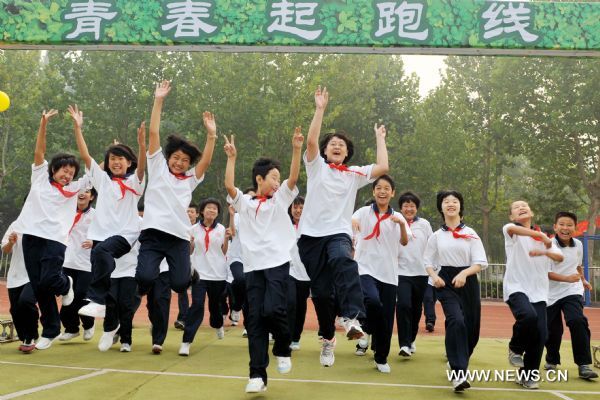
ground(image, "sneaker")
xmin=375 ymin=362 xmax=391 ymax=373
xmin=341 ymin=318 xmax=364 ymax=340
xmin=58 ymin=331 xmax=80 ymax=341
xmin=242 ymin=329 xmax=248 ymax=338
xmin=579 ymin=364 xmax=599 ymax=380
xmin=544 ymin=362 xmax=557 ymax=371
xmin=410 ymin=342 xmax=416 ymax=354
xmin=152 ymin=344 xmax=163 ymax=354
xmin=230 ymin=310 xmax=241 ymax=326
xmin=277 ymin=356 xmax=292 ymax=374
xmin=320 ymin=337 xmax=336 ymax=367
xmin=19 ymin=340 xmax=36 ymax=353
xmin=120 ymin=343 xmax=131 ymax=352
xmin=98 ymin=324 xmax=120 ymax=352
xmin=290 ymin=341 xmax=301 ymax=351
xmin=83 ymin=325 xmax=95 ymax=341
xmin=453 ymin=378 xmax=471 ymax=392
xmin=355 ymin=343 xmax=367 ymax=356
xmin=216 ymin=327 xmax=225 ymax=339
xmin=425 ymin=322 xmax=434 ymax=332
xmin=174 ymin=320 xmax=185 ymax=330
xmin=179 ymin=342 xmax=190 ymax=356
xmin=78 ymin=301 xmax=106 ymax=318
xmin=245 ymin=377 xmax=267 ymax=393
xmin=508 ymin=349 xmax=524 ymax=368
xmin=518 ymin=378 xmax=539 ymax=389
xmin=62 ymin=276 xmax=75 ymax=306
xmin=35 ymin=336 xmax=57 ymax=350
xmin=399 ymin=346 xmax=412 ymax=357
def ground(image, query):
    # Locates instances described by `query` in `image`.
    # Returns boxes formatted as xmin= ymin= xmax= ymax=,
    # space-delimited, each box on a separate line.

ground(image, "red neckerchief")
xmin=50 ymin=180 xmax=78 ymax=198
xmin=253 ymin=195 xmax=271 ymax=218
xmin=514 ymin=222 xmax=543 ymax=242
xmin=364 ymin=205 xmax=393 ymax=240
xmin=69 ymin=210 xmax=84 ymax=234
xmin=171 ymin=171 xmax=193 ymax=180
xmin=443 ymin=224 xmax=478 ymax=240
xmin=201 ymin=220 xmax=217 ymax=253
xmin=111 ymin=176 xmax=140 ymax=199
xmin=328 ymin=163 xmax=366 ymax=176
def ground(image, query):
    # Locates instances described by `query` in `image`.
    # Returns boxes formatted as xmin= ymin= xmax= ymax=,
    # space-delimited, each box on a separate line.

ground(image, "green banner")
xmin=0 ymin=0 xmax=599 ymax=52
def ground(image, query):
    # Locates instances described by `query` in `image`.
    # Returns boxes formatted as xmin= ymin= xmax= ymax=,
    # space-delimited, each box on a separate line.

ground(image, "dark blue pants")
xmin=22 ymin=234 xmax=69 ymax=338
xmin=423 ymin=284 xmax=437 ymax=325
xmin=436 ymin=266 xmax=481 ymax=373
xmin=60 ymin=268 xmax=94 ymax=333
xmin=146 ymin=271 xmax=171 ymax=346
xmin=177 ymin=291 xmax=189 ymax=321
xmin=230 ymin=261 xmax=247 ymax=314
xmin=298 ymin=234 xmax=365 ymax=340
xmin=88 ymin=236 xmax=131 ymax=304
xmin=183 ymin=280 xmax=226 ymax=343
xmin=136 ymin=229 xmax=191 ymax=295
xmin=396 ymin=275 xmax=428 ymax=348
xmin=507 ymin=292 xmax=547 ymax=373
xmin=286 ymin=276 xmax=311 ymax=342
xmin=220 ymin=282 xmax=233 ymax=317
xmin=545 ymin=294 xmax=592 ymax=366
xmin=8 ymin=283 xmax=39 ymax=342
xmin=105 ymin=277 xmax=140 ymax=345
xmin=360 ymin=275 xmax=396 ymax=364
xmin=246 ymin=264 xmax=291 ymax=384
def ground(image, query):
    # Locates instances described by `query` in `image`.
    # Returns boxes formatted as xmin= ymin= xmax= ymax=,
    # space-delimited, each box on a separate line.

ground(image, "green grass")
xmin=0 ymin=323 xmax=599 ymax=399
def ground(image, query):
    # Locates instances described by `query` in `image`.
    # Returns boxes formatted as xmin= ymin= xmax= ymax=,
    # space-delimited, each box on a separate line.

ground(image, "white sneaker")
xmin=83 ymin=325 xmax=95 ymax=341
xmin=242 ymin=329 xmax=248 ymax=338
xmin=61 ymin=276 xmax=75 ymax=306
xmin=58 ymin=331 xmax=80 ymax=341
xmin=120 ymin=343 xmax=131 ymax=352
xmin=216 ymin=327 xmax=225 ymax=339
xmin=98 ymin=324 xmax=120 ymax=352
xmin=290 ymin=341 xmax=300 ymax=351
xmin=245 ymin=377 xmax=267 ymax=393
xmin=230 ymin=310 xmax=240 ymax=326
xmin=341 ymin=318 xmax=364 ymax=340
xmin=179 ymin=342 xmax=190 ymax=356
xmin=453 ymin=378 xmax=471 ymax=392
xmin=79 ymin=302 xmax=106 ymax=318
xmin=399 ymin=346 xmax=412 ymax=357
xmin=277 ymin=356 xmax=292 ymax=374
xmin=375 ymin=362 xmax=391 ymax=373
xmin=358 ymin=334 xmax=370 ymax=349
xmin=320 ymin=337 xmax=336 ymax=367
xmin=35 ymin=336 xmax=58 ymax=350
xmin=152 ymin=344 xmax=163 ymax=354
xmin=410 ymin=342 xmax=416 ymax=354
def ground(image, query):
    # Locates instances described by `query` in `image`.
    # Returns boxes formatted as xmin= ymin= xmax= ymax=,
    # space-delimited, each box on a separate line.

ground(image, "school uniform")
xmin=146 ymin=258 xmax=172 ymax=346
xmin=353 ymin=205 xmax=410 ymax=364
xmin=86 ymin=160 xmax=143 ymax=305
xmin=228 ymin=180 xmax=298 ymax=385
xmin=60 ymin=207 xmax=96 ymax=333
xmin=14 ymin=160 xmax=89 ymax=338
xmin=396 ymin=216 xmax=432 ymax=349
xmin=227 ymin=213 xmax=247 ymax=322
xmin=297 ymin=153 xmax=373 ymax=340
xmin=137 ymin=148 xmax=202 ymax=295
xmin=545 ymin=237 xmax=592 ymax=367
xmin=503 ymin=223 xmax=562 ymax=373
xmin=182 ymin=221 xmax=228 ymax=343
xmin=221 ymin=263 xmax=235 ymax=320
xmin=2 ymin=222 xmax=39 ymax=344
xmin=423 ymin=282 xmax=437 ymax=327
xmin=287 ymin=221 xmax=311 ymax=344
xmin=424 ymin=223 xmax=488 ymax=373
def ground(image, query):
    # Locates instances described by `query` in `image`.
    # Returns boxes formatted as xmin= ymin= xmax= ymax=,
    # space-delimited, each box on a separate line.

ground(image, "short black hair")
xmin=164 ymin=134 xmax=202 ymax=165
xmin=555 ymin=211 xmax=577 ymax=224
xmin=319 ymin=131 xmax=354 ymax=164
xmin=104 ymin=144 xmax=137 ymax=177
xmin=49 ymin=153 xmax=80 ymax=179
xmin=372 ymin=174 xmax=395 ymax=191
xmin=436 ymin=190 xmax=464 ymax=218
xmin=288 ymin=195 xmax=305 ymax=221
xmin=252 ymin=158 xmax=281 ymax=189
xmin=188 ymin=203 xmax=199 ymax=213
xmin=199 ymin=197 xmax=222 ymax=220
xmin=399 ymin=191 xmax=421 ymax=209
xmin=89 ymin=187 xmax=98 ymax=201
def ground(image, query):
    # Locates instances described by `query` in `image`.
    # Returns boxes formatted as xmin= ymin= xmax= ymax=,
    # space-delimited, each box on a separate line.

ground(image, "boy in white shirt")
xmin=224 ymin=127 xmax=303 ymax=393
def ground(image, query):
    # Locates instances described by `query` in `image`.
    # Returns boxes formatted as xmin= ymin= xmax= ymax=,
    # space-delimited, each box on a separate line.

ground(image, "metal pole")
xmin=583 ymin=233 xmax=591 ymax=306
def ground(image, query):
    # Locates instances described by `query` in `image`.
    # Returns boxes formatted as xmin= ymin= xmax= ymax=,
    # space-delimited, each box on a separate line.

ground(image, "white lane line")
xmin=1 ymin=370 xmax=108 ymax=399
xmin=550 ymin=391 xmax=575 ymax=400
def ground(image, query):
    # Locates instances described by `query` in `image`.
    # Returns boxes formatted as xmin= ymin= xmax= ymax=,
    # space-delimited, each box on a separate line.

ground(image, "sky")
xmin=400 ymin=55 xmax=447 ymax=98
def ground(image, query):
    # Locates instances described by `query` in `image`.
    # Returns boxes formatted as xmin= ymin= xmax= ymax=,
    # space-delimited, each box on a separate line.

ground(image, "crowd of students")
xmin=1 ymin=83 xmax=597 ymax=393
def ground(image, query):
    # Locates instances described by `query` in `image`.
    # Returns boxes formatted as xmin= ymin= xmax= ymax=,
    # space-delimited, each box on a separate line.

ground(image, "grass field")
xmin=1 ymin=322 xmax=599 ymax=400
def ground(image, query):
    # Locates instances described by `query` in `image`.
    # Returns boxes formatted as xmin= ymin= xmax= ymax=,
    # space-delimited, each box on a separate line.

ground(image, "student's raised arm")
xmin=287 ymin=126 xmax=304 ymax=190
xmin=67 ymin=105 xmax=92 ymax=169
xmin=194 ymin=111 xmax=218 ymax=179
xmin=149 ymin=80 xmax=171 ymax=155
xmin=306 ymin=86 xmax=328 ymax=162
xmin=34 ymin=109 xmax=58 ymax=166
xmin=370 ymin=123 xmax=389 ymax=179
xmin=136 ymin=121 xmax=147 ymax=181
xmin=223 ymin=135 xmax=237 ymax=199
xmin=507 ymin=224 xmax=552 ymax=249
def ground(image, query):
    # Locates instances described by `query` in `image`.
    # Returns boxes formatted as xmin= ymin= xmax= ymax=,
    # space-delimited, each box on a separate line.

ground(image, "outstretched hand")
xmin=292 ymin=126 xmax=304 ymax=149
xmin=155 ymin=80 xmax=171 ymax=99
xmin=67 ymin=105 xmax=83 ymax=128
xmin=137 ymin=121 xmax=146 ymax=147
xmin=315 ymin=85 xmax=329 ymax=110
xmin=203 ymin=111 xmax=217 ymax=138
xmin=374 ymin=123 xmax=386 ymax=139
xmin=223 ymin=134 xmax=236 ymax=159
xmin=41 ymin=109 xmax=58 ymax=124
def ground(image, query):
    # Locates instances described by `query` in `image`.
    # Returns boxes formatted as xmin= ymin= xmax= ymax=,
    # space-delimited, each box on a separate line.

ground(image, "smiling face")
xmin=168 ymin=150 xmax=191 ymax=175
xmin=77 ymin=189 xmax=94 ymax=211
xmin=52 ymin=165 xmax=76 ymax=186
xmin=291 ymin=203 xmax=303 ymax=223
xmin=554 ymin=216 xmax=576 ymax=243
xmin=187 ymin=206 xmax=199 ymax=225
xmin=401 ymin=200 xmax=418 ymax=221
xmin=324 ymin=136 xmax=348 ymax=165
xmin=256 ymin=168 xmax=280 ymax=197
xmin=373 ymin=179 xmax=395 ymax=209
xmin=509 ymin=200 xmax=534 ymax=224
xmin=201 ymin=203 xmax=219 ymax=224
xmin=108 ymin=153 xmax=132 ymax=177
xmin=441 ymin=195 xmax=461 ymax=219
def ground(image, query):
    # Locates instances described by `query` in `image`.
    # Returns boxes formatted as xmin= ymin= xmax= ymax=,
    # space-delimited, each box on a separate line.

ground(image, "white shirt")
xmin=63 ymin=207 xmax=95 ymax=272
xmin=502 ymin=223 xmax=562 ymax=303
xmin=299 ymin=153 xmax=373 ymax=237
xmin=424 ymin=225 xmax=488 ymax=271
xmin=141 ymin=148 xmax=203 ymax=240
xmin=2 ymin=222 xmax=29 ymax=289
xmin=548 ymin=237 xmax=584 ymax=306
xmin=226 ymin=213 xmax=243 ymax=265
xmin=191 ymin=222 xmax=228 ymax=281
xmin=290 ymin=223 xmax=310 ymax=281
xmin=228 ymin=181 xmax=298 ymax=272
xmin=353 ymin=206 xmax=410 ymax=285
xmin=14 ymin=160 xmax=90 ymax=245
xmin=112 ymin=241 xmax=139 ymax=279
xmin=398 ymin=217 xmax=433 ymax=277
xmin=86 ymin=159 xmax=144 ymax=245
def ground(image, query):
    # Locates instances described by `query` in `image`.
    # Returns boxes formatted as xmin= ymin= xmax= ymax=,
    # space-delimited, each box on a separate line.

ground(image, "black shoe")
xmin=174 ymin=320 xmax=185 ymax=330
xmin=426 ymin=322 xmax=434 ymax=332
xmin=579 ymin=365 xmax=599 ymax=380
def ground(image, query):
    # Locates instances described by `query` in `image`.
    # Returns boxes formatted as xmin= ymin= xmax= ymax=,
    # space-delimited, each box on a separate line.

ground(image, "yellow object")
xmin=0 ymin=91 xmax=10 ymax=112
